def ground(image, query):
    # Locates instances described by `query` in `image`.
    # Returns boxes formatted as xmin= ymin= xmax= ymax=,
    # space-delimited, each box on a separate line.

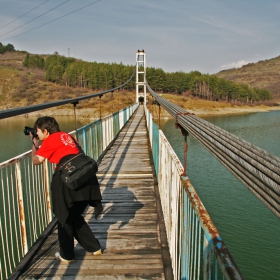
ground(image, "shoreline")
xmin=154 ymin=105 xmax=280 ymax=119
xmin=188 ymin=105 xmax=280 ymax=117
xmin=14 ymin=105 xmax=280 ymax=120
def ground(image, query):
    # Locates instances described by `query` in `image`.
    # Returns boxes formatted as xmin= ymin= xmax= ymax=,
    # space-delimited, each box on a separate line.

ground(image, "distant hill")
xmin=0 ymin=52 xmax=134 ymax=114
xmin=1 ymin=49 xmax=279 ymax=114
xmin=216 ymin=55 xmax=280 ymax=100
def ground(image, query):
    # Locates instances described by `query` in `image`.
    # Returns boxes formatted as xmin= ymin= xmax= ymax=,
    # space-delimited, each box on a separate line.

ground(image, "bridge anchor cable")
xmin=147 ymin=82 xmax=280 ymax=219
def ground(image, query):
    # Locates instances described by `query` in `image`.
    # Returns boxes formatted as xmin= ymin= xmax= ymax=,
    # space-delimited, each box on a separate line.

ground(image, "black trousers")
xmin=57 ymin=201 xmax=101 ymax=260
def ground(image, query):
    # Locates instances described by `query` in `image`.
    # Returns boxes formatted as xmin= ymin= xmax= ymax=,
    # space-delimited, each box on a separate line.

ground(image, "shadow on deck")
xmin=14 ymin=106 xmax=172 ymax=280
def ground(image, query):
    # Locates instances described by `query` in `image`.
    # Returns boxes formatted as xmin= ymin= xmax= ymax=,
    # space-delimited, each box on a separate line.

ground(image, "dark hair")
xmin=34 ymin=116 xmax=60 ymax=134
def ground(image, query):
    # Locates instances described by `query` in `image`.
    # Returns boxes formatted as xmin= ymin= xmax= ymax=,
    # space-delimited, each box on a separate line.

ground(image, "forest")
xmin=22 ymin=52 xmax=272 ymax=103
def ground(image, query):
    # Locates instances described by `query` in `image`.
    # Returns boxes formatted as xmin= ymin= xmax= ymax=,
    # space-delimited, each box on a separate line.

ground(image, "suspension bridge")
xmin=0 ymin=51 xmax=279 ymax=280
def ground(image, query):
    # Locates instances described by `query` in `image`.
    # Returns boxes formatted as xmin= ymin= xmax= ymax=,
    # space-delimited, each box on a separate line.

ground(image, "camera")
xmin=23 ymin=126 xmax=38 ymax=138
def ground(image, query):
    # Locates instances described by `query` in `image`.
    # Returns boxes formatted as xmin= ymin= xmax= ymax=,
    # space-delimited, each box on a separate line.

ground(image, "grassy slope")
xmin=147 ymin=93 xmax=279 ymax=119
xmin=216 ymin=55 xmax=280 ymax=100
xmin=0 ymin=52 xmax=135 ymax=118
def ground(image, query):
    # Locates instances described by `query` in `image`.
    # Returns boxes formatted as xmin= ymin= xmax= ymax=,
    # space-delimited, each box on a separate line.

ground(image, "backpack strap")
xmin=71 ymin=135 xmax=84 ymax=154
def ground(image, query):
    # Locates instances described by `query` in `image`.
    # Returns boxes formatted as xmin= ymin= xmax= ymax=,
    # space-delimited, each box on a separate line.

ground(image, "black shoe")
xmin=94 ymin=203 xmax=103 ymax=220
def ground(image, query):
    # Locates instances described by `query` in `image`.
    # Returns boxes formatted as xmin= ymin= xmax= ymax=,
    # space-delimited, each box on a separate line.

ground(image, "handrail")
xmin=147 ymin=83 xmax=280 ymax=219
xmin=0 ymin=71 xmax=135 ymax=120
xmin=144 ymin=105 xmax=244 ymax=280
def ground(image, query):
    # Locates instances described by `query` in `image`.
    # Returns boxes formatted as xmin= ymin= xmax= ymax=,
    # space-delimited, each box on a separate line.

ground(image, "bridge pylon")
xmin=136 ymin=50 xmax=146 ymax=104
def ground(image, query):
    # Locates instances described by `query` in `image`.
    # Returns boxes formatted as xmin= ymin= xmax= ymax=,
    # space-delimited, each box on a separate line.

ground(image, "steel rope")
xmin=147 ymin=83 xmax=280 ymax=219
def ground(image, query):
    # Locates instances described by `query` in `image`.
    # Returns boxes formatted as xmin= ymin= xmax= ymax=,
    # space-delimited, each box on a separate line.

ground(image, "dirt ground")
xmin=182 ymin=105 xmax=280 ymax=117
xmin=24 ymin=104 xmax=280 ymax=122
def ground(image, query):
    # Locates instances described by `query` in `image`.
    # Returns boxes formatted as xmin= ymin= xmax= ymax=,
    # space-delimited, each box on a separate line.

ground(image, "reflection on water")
xmin=161 ymin=110 xmax=280 ymax=280
xmin=0 ymin=116 xmax=88 ymax=163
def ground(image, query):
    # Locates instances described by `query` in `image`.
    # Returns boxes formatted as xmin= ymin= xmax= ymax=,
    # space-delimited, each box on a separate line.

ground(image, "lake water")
xmin=0 ymin=116 xmax=88 ymax=163
xmin=161 ymin=110 xmax=280 ymax=280
xmin=1 ymin=111 xmax=280 ymax=279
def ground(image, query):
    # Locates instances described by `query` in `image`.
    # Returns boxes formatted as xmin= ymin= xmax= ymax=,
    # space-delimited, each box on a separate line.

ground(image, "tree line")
xmin=23 ymin=53 xmax=135 ymax=90
xmin=22 ymin=52 xmax=272 ymax=103
xmin=146 ymin=68 xmax=272 ymax=102
xmin=0 ymin=42 xmax=15 ymax=54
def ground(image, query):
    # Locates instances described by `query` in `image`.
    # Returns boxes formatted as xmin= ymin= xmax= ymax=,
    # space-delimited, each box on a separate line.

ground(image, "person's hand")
xmin=30 ymin=132 xmax=39 ymax=149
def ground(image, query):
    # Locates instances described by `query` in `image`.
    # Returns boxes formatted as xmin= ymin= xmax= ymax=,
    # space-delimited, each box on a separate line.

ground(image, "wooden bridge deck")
xmin=17 ymin=106 xmax=172 ymax=279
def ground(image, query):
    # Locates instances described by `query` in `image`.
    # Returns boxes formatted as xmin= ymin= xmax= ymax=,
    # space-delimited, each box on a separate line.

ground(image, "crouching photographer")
xmin=28 ymin=116 xmax=103 ymax=264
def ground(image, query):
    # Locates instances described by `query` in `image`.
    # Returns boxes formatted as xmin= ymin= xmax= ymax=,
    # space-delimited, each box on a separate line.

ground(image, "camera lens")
xmin=23 ymin=126 xmax=37 ymax=137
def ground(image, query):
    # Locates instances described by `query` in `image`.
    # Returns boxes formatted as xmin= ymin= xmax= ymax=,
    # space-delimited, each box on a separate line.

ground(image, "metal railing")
xmin=145 ymin=106 xmax=243 ymax=280
xmin=0 ymin=103 xmax=138 ymax=280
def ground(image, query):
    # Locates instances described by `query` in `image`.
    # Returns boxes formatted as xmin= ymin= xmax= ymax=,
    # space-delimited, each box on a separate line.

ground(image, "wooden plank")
xmin=17 ymin=106 xmax=172 ymax=280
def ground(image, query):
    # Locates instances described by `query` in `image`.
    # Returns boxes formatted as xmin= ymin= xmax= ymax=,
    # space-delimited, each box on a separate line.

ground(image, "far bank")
xmin=14 ymin=96 xmax=280 ymax=121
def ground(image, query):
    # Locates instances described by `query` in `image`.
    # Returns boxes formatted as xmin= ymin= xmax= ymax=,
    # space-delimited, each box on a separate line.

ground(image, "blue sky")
xmin=1 ymin=0 xmax=279 ymax=74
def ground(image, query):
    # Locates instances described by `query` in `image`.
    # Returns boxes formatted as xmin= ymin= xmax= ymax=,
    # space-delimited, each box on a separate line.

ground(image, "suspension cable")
xmin=147 ymin=83 xmax=280 ymax=219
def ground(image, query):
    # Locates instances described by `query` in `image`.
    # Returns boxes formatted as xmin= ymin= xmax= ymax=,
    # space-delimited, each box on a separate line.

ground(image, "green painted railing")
xmin=0 ymin=103 xmax=138 ymax=280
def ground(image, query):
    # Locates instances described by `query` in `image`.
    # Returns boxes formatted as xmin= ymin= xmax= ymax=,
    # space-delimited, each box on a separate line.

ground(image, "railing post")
xmin=99 ymin=95 xmax=102 ymax=120
xmin=43 ymin=161 xmax=52 ymax=223
xmin=15 ymin=161 xmax=28 ymax=254
xmin=203 ymin=236 xmax=213 ymax=279
xmin=72 ymin=101 xmax=79 ymax=134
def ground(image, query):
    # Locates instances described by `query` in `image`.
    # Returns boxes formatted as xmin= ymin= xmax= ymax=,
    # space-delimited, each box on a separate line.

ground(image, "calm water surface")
xmin=0 ymin=116 xmax=88 ymax=163
xmin=162 ymin=110 xmax=280 ymax=280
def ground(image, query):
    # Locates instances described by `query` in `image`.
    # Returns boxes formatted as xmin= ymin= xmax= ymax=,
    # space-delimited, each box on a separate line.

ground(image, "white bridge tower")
xmin=136 ymin=50 xmax=146 ymax=104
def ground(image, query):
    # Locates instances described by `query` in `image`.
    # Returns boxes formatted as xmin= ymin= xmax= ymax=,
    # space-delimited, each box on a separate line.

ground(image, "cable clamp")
xmin=152 ymin=100 xmax=160 ymax=106
xmin=175 ymin=112 xmax=194 ymax=127
xmin=175 ymin=112 xmax=193 ymax=135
